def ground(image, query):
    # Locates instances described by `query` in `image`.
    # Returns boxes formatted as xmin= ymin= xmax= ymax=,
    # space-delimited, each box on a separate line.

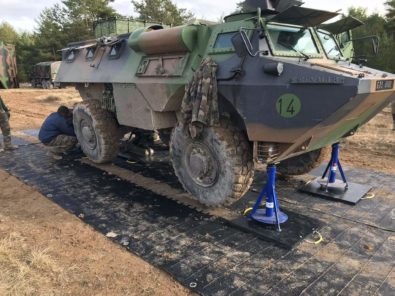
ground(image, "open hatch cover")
xmin=270 ymin=6 xmax=339 ymax=27
xmin=319 ymin=16 xmax=364 ymax=34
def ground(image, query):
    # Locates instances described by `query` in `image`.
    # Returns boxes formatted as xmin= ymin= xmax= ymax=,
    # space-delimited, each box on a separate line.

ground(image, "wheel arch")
xmin=218 ymin=94 xmax=248 ymax=135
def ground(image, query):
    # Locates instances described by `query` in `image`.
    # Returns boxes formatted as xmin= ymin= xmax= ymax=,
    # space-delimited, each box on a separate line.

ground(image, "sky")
xmin=0 ymin=0 xmax=389 ymax=33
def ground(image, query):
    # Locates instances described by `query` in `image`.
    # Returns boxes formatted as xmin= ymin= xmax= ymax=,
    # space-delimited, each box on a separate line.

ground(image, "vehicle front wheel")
xmin=73 ymin=101 xmax=120 ymax=163
xmin=170 ymin=119 xmax=254 ymax=207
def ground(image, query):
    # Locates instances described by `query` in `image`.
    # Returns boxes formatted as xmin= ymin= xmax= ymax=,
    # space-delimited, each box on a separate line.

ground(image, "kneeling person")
xmin=39 ymin=106 xmax=78 ymax=159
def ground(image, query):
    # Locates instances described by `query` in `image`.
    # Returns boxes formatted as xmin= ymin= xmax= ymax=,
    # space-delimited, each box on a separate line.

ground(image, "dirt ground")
xmin=342 ymin=107 xmax=395 ymax=174
xmin=0 ymin=88 xmax=191 ymax=296
xmin=0 ymin=87 xmax=394 ymax=295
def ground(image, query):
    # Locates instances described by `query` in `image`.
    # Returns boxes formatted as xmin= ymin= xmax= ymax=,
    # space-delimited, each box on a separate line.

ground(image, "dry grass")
xmin=0 ymin=170 xmax=190 ymax=296
xmin=0 ymin=232 xmax=60 ymax=296
xmin=341 ymin=106 xmax=395 ymax=174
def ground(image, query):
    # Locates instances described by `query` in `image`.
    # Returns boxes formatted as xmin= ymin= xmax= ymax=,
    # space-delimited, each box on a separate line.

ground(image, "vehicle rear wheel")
xmin=277 ymin=147 xmax=330 ymax=176
xmin=73 ymin=100 xmax=120 ymax=163
xmin=170 ymin=119 xmax=254 ymax=207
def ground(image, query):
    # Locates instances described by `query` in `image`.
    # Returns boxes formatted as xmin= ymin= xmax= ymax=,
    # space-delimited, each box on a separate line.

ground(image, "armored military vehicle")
xmin=0 ymin=42 xmax=18 ymax=89
xmin=56 ymin=0 xmax=395 ymax=206
xmin=30 ymin=61 xmax=62 ymax=89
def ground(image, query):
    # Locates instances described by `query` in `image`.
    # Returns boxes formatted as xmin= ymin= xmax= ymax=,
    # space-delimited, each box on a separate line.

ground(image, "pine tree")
xmin=385 ymin=0 xmax=395 ymax=35
xmin=0 ymin=22 xmax=19 ymax=44
xmin=131 ymin=0 xmax=193 ymax=26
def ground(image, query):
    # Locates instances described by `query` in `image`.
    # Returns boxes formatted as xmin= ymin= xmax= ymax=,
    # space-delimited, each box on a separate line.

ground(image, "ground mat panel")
xmin=0 ymin=138 xmax=394 ymax=295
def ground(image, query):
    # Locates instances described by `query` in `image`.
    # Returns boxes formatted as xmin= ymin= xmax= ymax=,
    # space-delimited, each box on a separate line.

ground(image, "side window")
xmin=65 ymin=49 xmax=78 ymax=63
xmin=214 ymin=32 xmax=237 ymax=49
xmin=108 ymin=41 xmax=125 ymax=60
xmin=340 ymin=31 xmax=351 ymax=44
xmin=86 ymin=46 xmax=97 ymax=61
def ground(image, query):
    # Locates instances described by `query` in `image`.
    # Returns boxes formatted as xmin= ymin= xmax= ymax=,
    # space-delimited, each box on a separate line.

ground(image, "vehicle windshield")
xmin=267 ymin=24 xmax=320 ymax=58
xmin=317 ymin=30 xmax=343 ymax=60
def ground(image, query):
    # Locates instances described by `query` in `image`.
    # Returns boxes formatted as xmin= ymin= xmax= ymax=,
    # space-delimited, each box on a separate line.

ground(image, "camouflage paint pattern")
xmin=0 ymin=42 xmax=18 ymax=89
xmin=56 ymin=1 xmax=395 ymax=162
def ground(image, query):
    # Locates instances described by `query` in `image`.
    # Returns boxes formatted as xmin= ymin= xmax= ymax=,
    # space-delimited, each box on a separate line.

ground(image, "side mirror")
xmin=232 ymin=32 xmax=249 ymax=58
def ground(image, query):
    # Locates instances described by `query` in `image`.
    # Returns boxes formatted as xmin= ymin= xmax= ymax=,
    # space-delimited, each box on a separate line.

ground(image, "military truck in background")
xmin=56 ymin=0 xmax=395 ymax=207
xmin=94 ymin=17 xmax=161 ymax=38
xmin=0 ymin=42 xmax=19 ymax=89
xmin=30 ymin=61 xmax=62 ymax=89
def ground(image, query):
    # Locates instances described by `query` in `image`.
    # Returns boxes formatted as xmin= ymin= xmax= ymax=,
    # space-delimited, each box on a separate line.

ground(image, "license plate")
xmin=376 ymin=80 xmax=394 ymax=91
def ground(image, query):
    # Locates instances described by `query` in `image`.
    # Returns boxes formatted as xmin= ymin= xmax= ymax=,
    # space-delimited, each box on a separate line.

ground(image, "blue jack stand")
xmin=319 ymin=143 xmax=348 ymax=192
xmin=300 ymin=143 xmax=372 ymax=205
xmin=249 ymin=164 xmax=288 ymax=232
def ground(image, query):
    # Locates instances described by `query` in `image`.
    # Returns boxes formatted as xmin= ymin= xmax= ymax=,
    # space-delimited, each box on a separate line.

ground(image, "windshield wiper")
xmin=278 ymin=41 xmax=310 ymax=60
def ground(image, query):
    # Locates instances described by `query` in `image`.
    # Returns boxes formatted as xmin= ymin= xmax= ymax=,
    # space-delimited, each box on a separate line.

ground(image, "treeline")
xmin=0 ymin=0 xmax=193 ymax=82
xmin=1 ymin=0 xmax=395 ymax=82
xmin=348 ymin=4 xmax=395 ymax=73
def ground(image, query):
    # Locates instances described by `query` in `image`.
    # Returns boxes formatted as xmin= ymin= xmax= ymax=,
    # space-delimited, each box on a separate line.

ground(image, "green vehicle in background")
xmin=93 ymin=16 xmax=162 ymax=38
xmin=0 ymin=42 xmax=19 ymax=89
xmin=56 ymin=0 xmax=395 ymax=207
xmin=31 ymin=61 xmax=62 ymax=89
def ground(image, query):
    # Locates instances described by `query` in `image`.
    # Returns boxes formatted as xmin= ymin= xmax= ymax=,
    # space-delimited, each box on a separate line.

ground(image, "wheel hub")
xmin=185 ymin=143 xmax=219 ymax=187
xmin=81 ymin=121 xmax=97 ymax=150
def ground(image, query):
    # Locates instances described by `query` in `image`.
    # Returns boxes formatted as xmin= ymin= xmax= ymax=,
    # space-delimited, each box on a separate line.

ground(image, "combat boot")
xmin=4 ymin=144 xmax=18 ymax=150
xmin=3 ymin=137 xmax=17 ymax=150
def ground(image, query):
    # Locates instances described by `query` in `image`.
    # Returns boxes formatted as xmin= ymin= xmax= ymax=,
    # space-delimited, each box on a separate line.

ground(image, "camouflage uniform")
xmin=181 ymin=58 xmax=219 ymax=138
xmin=392 ymin=101 xmax=395 ymax=130
xmin=0 ymin=96 xmax=14 ymax=150
xmin=44 ymin=135 xmax=78 ymax=156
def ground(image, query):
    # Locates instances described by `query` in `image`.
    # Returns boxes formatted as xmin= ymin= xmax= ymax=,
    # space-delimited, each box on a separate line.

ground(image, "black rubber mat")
xmin=1 ymin=136 xmax=395 ymax=295
xmin=115 ymin=152 xmax=183 ymax=190
xmin=231 ymin=209 xmax=323 ymax=249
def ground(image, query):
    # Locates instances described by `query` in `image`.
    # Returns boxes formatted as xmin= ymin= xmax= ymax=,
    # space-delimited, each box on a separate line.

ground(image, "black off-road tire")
xmin=277 ymin=147 xmax=330 ymax=176
xmin=170 ymin=119 xmax=254 ymax=207
xmin=73 ymin=100 xmax=120 ymax=163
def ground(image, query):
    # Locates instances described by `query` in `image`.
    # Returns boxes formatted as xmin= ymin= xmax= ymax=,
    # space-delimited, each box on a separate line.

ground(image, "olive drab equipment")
xmin=30 ymin=61 xmax=62 ymax=89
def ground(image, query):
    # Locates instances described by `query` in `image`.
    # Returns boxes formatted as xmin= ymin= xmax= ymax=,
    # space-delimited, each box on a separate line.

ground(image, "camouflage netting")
xmin=181 ymin=58 xmax=219 ymax=137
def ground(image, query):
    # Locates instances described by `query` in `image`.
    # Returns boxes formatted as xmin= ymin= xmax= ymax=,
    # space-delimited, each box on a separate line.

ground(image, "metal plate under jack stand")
xmin=251 ymin=208 xmax=288 ymax=224
xmin=300 ymin=177 xmax=372 ymax=205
